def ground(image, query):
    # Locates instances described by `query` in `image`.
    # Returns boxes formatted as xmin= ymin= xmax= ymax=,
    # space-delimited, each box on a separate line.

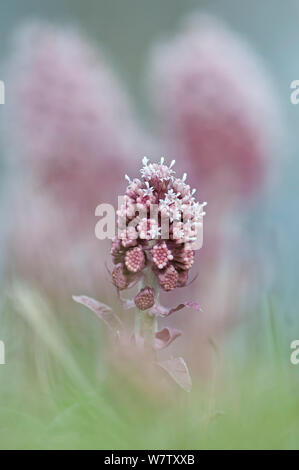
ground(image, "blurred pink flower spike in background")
xmin=6 ymin=21 xmax=150 ymax=295
xmin=149 ymin=13 xmax=281 ymax=205
xmin=147 ymin=14 xmax=283 ymax=377
xmin=7 ymin=21 xmax=146 ymax=211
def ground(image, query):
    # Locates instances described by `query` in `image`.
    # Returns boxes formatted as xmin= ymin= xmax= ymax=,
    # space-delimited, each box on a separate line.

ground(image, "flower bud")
xmin=112 ymin=265 xmax=129 ymax=290
xmin=158 ymin=265 xmax=179 ymax=292
xmin=125 ymin=246 xmax=145 ymax=273
xmin=134 ymin=286 xmax=155 ymax=310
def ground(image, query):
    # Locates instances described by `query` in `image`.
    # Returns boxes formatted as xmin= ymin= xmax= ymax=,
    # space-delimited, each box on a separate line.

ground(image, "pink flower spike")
xmin=150 ymin=14 xmax=280 ymax=201
xmin=72 ymin=295 xmax=122 ymax=331
xmin=154 ymin=327 xmax=182 ymax=350
xmin=111 ymin=157 xmax=205 ymax=294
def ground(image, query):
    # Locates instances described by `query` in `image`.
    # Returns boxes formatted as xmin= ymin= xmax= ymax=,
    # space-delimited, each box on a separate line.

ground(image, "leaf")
xmin=72 ymin=295 xmax=122 ymax=331
xmin=121 ymin=298 xmax=135 ymax=310
xmin=148 ymin=304 xmax=169 ymax=317
xmin=149 ymin=301 xmax=201 ymax=317
xmin=158 ymin=357 xmax=192 ymax=392
xmin=177 ymin=272 xmax=199 ymax=288
xmin=132 ymin=328 xmax=181 ymax=351
xmin=181 ymin=301 xmax=202 ymax=312
xmin=116 ymin=290 xmax=135 ymax=310
xmin=154 ymin=327 xmax=182 ymax=350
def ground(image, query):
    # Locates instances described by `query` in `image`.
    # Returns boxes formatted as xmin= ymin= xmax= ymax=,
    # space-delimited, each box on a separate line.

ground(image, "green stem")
xmin=134 ymin=308 xmax=142 ymax=338
xmin=142 ymin=310 xmax=157 ymax=348
xmin=134 ymin=269 xmax=159 ymax=353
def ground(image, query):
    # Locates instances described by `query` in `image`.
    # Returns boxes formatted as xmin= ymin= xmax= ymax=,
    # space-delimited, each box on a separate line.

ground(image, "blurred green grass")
xmin=0 ymin=283 xmax=298 ymax=450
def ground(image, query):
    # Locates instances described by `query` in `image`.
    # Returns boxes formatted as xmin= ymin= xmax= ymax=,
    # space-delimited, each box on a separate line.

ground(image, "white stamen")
xmin=160 ymin=157 xmax=165 ymax=165
xmin=169 ymin=160 xmax=175 ymax=168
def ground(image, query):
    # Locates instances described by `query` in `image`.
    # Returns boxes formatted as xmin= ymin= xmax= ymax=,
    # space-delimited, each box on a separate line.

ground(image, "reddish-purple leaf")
xmin=186 ymin=273 xmax=199 ymax=287
xmin=182 ymin=301 xmax=202 ymax=312
xmin=72 ymin=295 xmax=122 ymax=331
xmin=148 ymin=304 xmax=169 ymax=317
xmin=149 ymin=301 xmax=201 ymax=317
xmin=154 ymin=327 xmax=182 ymax=350
xmin=158 ymin=357 xmax=192 ymax=392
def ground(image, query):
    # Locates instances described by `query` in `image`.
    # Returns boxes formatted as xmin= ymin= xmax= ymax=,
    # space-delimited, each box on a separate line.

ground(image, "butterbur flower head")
xmin=120 ymin=226 xmax=138 ymax=248
xmin=134 ymin=287 xmax=155 ymax=310
xmin=126 ymin=178 xmax=143 ymax=198
xmin=137 ymin=218 xmax=160 ymax=240
xmin=157 ymin=265 xmax=179 ymax=292
xmin=152 ymin=241 xmax=173 ymax=269
xmin=172 ymin=244 xmax=195 ymax=271
xmin=177 ymin=271 xmax=188 ymax=288
xmin=74 ymin=161 xmax=203 ymax=392
xmin=140 ymin=157 xmax=175 ymax=193
xmin=111 ymin=238 xmax=123 ymax=258
xmin=112 ymin=265 xmax=130 ymax=290
xmin=149 ymin=14 xmax=280 ymax=202
xmin=125 ymin=246 xmax=146 ymax=273
xmin=111 ymin=157 xmax=206 ymax=292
